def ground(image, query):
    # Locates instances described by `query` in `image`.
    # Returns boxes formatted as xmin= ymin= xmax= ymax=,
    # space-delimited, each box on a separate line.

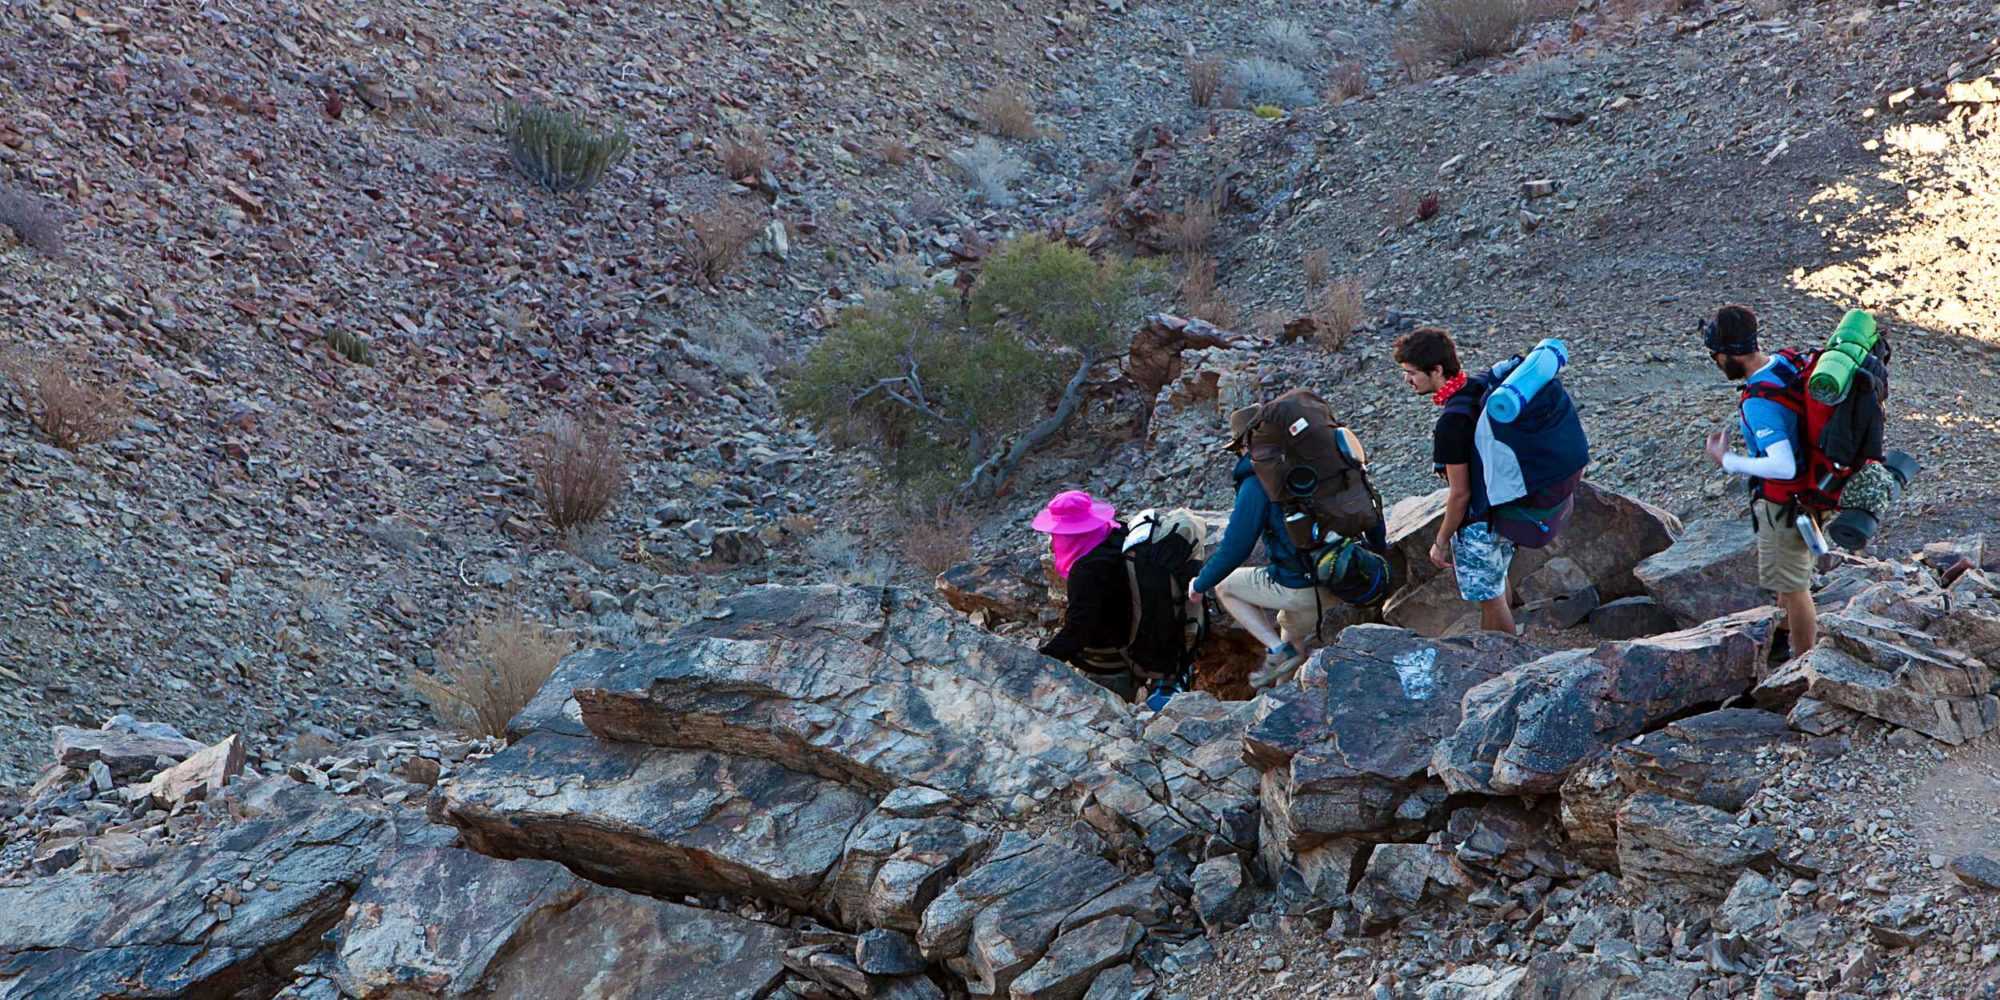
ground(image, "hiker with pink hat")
xmin=1031 ymin=491 xmax=1140 ymax=702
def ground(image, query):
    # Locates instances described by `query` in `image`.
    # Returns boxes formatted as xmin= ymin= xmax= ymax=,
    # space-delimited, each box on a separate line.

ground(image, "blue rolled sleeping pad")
xmin=1485 ymin=338 xmax=1570 ymax=424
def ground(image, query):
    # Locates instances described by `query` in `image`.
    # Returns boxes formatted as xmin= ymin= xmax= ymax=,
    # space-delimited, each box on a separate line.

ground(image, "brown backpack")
xmin=1244 ymin=389 xmax=1383 ymax=552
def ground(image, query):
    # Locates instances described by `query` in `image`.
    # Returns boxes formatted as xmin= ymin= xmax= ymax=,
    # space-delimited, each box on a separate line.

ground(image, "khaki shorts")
xmin=1215 ymin=566 xmax=1333 ymax=649
xmin=1753 ymin=499 xmax=1815 ymax=595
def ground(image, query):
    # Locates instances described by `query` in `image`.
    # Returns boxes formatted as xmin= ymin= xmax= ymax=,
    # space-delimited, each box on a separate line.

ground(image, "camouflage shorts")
xmin=1454 ymin=521 xmax=1516 ymax=603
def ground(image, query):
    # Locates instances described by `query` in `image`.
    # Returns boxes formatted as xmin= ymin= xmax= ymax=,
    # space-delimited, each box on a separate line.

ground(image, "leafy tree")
xmin=788 ymin=236 xmax=1163 ymax=498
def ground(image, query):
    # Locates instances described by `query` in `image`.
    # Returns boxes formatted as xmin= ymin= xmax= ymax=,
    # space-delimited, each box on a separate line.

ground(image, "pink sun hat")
xmin=1031 ymin=490 xmax=1116 ymax=535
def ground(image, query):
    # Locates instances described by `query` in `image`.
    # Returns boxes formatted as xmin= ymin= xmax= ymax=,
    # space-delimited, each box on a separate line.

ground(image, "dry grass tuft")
xmin=1404 ymin=0 xmax=1566 ymax=64
xmin=528 ymin=417 xmax=626 ymax=531
xmin=900 ymin=501 xmax=975 ymax=576
xmin=1173 ymin=194 xmax=1219 ymax=254
xmin=1312 ymin=277 xmax=1367 ymax=352
xmin=977 ymin=87 xmax=1040 ymax=140
xmin=1187 ymin=56 xmax=1224 ymax=108
xmin=412 ymin=611 xmax=572 ymax=738
xmin=876 ymin=138 xmax=915 ymax=167
xmin=1 ymin=351 xmax=129 ymax=450
xmin=1328 ymin=61 xmax=1369 ymax=101
xmin=1179 ymin=254 xmax=1237 ymax=328
xmin=690 ymin=198 xmax=763 ymax=284
xmin=719 ymin=131 xmax=771 ymax=179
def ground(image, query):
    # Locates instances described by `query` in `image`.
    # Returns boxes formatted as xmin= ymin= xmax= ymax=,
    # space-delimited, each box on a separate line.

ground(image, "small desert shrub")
xmin=788 ymin=235 xmax=1163 ymax=496
xmin=326 ymin=329 xmax=372 ymax=365
xmin=977 ymin=87 xmax=1039 ymax=140
xmin=0 ymin=352 xmax=129 ymax=450
xmin=1312 ymin=277 xmax=1367 ymax=352
xmin=689 ymin=198 xmax=762 ymax=284
xmin=949 ymin=138 xmax=1026 ymax=206
xmin=1405 ymin=0 xmax=1559 ymax=64
xmin=718 ymin=131 xmax=771 ymax=179
xmin=1179 ymin=255 xmax=1236 ymax=328
xmin=412 ymin=611 xmax=571 ymax=738
xmin=1173 ymin=195 xmax=1219 ymax=253
xmin=1256 ymin=18 xmax=1320 ymax=65
xmin=899 ymin=501 xmax=974 ymax=575
xmin=1251 ymin=104 xmax=1284 ymax=120
xmin=0 ymin=186 xmax=63 ymax=256
xmin=1188 ymin=56 xmax=1224 ymax=108
xmin=1328 ymin=61 xmax=1369 ymax=101
xmin=498 ymin=102 xmax=631 ymax=194
xmin=528 ymin=417 xmax=626 ymax=530
xmin=1227 ymin=57 xmax=1315 ymax=109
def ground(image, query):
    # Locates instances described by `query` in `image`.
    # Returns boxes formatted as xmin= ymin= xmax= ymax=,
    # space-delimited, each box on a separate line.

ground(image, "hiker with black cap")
xmin=1700 ymin=303 xmax=1820 ymax=657
xmin=1186 ymin=397 xmax=1387 ymax=691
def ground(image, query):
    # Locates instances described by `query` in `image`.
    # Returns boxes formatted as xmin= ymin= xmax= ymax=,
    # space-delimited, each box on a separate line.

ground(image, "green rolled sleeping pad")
xmin=1807 ymin=309 xmax=1878 ymax=404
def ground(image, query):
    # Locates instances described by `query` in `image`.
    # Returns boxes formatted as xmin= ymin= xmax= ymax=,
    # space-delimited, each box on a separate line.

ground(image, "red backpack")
xmin=1741 ymin=346 xmax=1888 ymax=511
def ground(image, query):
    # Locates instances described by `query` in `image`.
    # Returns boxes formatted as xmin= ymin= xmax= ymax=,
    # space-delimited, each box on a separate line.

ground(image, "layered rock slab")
xmin=1245 ymin=626 xmax=1550 ymax=844
xmin=0 ymin=785 xmax=397 ymax=999
xmin=443 ymin=730 xmax=873 ymax=912
xmin=1382 ymin=483 xmax=1680 ymax=636
xmin=918 ymin=838 xmax=1129 ymax=997
xmin=566 ymin=586 xmax=1136 ymax=815
xmin=331 ymin=845 xmax=791 ymax=999
xmin=1435 ymin=609 xmax=1777 ymax=795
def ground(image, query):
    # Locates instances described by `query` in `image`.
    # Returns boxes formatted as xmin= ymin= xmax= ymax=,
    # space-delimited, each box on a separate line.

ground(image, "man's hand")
xmin=1704 ymin=428 xmax=1729 ymax=468
xmin=1186 ymin=580 xmax=1202 ymax=606
xmin=1429 ymin=539 xmax=1453 ymax=570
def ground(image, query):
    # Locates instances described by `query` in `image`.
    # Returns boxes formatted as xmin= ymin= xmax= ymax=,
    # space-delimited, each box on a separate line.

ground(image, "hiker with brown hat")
xmin=1186 ymin=396 xmax=1388 ymax=690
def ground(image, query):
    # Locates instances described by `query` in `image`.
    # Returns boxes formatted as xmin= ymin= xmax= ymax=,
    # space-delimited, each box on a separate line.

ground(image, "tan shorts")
xmin=1215 ymin=566 xmax=1333 ymax=648
xmin=1753 ymin=499 xmax=1815 ymax=595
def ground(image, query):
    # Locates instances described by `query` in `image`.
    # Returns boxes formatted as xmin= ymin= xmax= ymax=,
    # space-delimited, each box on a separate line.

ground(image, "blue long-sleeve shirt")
xmin=1192 ymin=456 xmax=1390 ymax=594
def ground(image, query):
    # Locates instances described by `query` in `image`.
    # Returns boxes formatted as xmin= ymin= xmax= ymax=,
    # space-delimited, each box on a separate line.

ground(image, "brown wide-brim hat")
xmin=1223 ymin=404 xmax=1260 ymax=451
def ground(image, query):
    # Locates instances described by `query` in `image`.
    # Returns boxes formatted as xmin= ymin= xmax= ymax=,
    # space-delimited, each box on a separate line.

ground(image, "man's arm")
xmin=1191 ymin=479 xmax=1264 ymax=594
xmin=1431 ymin=463 xmax=1473 ymax=569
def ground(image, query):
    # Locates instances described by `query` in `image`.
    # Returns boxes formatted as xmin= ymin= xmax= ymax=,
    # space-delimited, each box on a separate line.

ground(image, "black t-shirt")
xmin=1432 ymin=382 xmax=1483 ymax=470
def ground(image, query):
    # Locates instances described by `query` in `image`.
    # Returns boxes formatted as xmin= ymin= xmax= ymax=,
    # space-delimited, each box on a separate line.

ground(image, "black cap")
xmin=1702 ymin=304 xmax=1759 ymax=355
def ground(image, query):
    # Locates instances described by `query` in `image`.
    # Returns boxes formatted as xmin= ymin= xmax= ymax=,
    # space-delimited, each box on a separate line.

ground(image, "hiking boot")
xmin=1250 ymin=643 xmax=1306 ymax=689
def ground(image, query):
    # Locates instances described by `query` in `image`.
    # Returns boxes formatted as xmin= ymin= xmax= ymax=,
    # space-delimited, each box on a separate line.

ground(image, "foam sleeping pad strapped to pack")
xmin=1463 ymin=354 xmax=1590 ymax=549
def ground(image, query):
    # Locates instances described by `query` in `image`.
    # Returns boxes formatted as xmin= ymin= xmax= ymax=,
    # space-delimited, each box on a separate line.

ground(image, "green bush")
xmin=499 ymin=102 xmax=631 ymax=194
xmin=1251 ymin=104 xmax=1284 ymax=119
xmin=326 ymin=329 xmax=372 ymax=365
xmin=787 ymin=236 xmax=1162 ymax=497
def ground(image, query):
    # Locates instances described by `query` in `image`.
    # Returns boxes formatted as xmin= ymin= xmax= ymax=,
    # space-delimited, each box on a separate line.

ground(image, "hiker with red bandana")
xmin=1397 ymin=327 xmax=1514 ymax=633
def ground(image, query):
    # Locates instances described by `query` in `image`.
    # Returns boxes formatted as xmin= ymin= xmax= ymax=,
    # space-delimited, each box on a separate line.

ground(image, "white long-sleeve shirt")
xmin=1721 ymin=439 xmax=1797 ymax=481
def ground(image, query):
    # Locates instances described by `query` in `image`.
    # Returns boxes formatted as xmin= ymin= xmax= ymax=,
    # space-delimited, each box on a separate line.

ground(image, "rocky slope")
xmin=2 ymin=497 xmax=1996 ymax=998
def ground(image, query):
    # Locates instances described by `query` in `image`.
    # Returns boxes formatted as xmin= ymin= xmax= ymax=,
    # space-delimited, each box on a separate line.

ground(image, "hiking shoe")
xmin=1250 ymin=643 xmax=1306 ymax=689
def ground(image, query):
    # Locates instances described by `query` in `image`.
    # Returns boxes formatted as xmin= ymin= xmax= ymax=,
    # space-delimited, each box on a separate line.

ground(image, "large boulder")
xmin=1434 ymin=608 xmax=1777 ymax=795
xmin=568 ymin=586 xmax=1136 ymax=815
xmin=1631 ymin=516 xmax=1762 ymax=626
xmin=1244 ymin=627 xmax=1548 ymax=852
xmin=1608 ymin=709 xmax=1792 ymax=812
xmin=331 ymin=846 xmax=792 ymax=999
xmin=1764 ymin=610 xmax=1999 ymax=746
xmin=817 ymin=789 xmax=998 ymax=934
xmin=0 ymin=784 xmax=400 ymax=999
xmin=1382 ymin=483 xmax=1680 ymax=636
xmin=937 ymin=554 xmax=1050 ymax=626
xmin=443 ymin=731 xmax=874 ymax=913
xmin=1614 ymin=793 xmax=1775 ymax=900
xmin=917 ymin=837 xmax=1129 ymax=997
xmin=53 ymin=716 xmax=206 ymax=781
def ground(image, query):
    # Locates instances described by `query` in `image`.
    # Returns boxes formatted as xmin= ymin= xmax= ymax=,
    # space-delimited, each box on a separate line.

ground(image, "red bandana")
xmin=1430 ymin=371 xmax=1468 ymax=406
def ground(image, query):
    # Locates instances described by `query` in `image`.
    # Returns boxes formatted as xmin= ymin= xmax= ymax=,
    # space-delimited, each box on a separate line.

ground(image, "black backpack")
xmin=1119 ymin=509 xmax=1209 ymax=687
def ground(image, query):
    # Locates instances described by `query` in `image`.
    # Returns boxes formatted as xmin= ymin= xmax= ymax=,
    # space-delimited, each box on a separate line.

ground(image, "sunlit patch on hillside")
xmin=1793 ymin=105 xmax=2000 ymax=347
